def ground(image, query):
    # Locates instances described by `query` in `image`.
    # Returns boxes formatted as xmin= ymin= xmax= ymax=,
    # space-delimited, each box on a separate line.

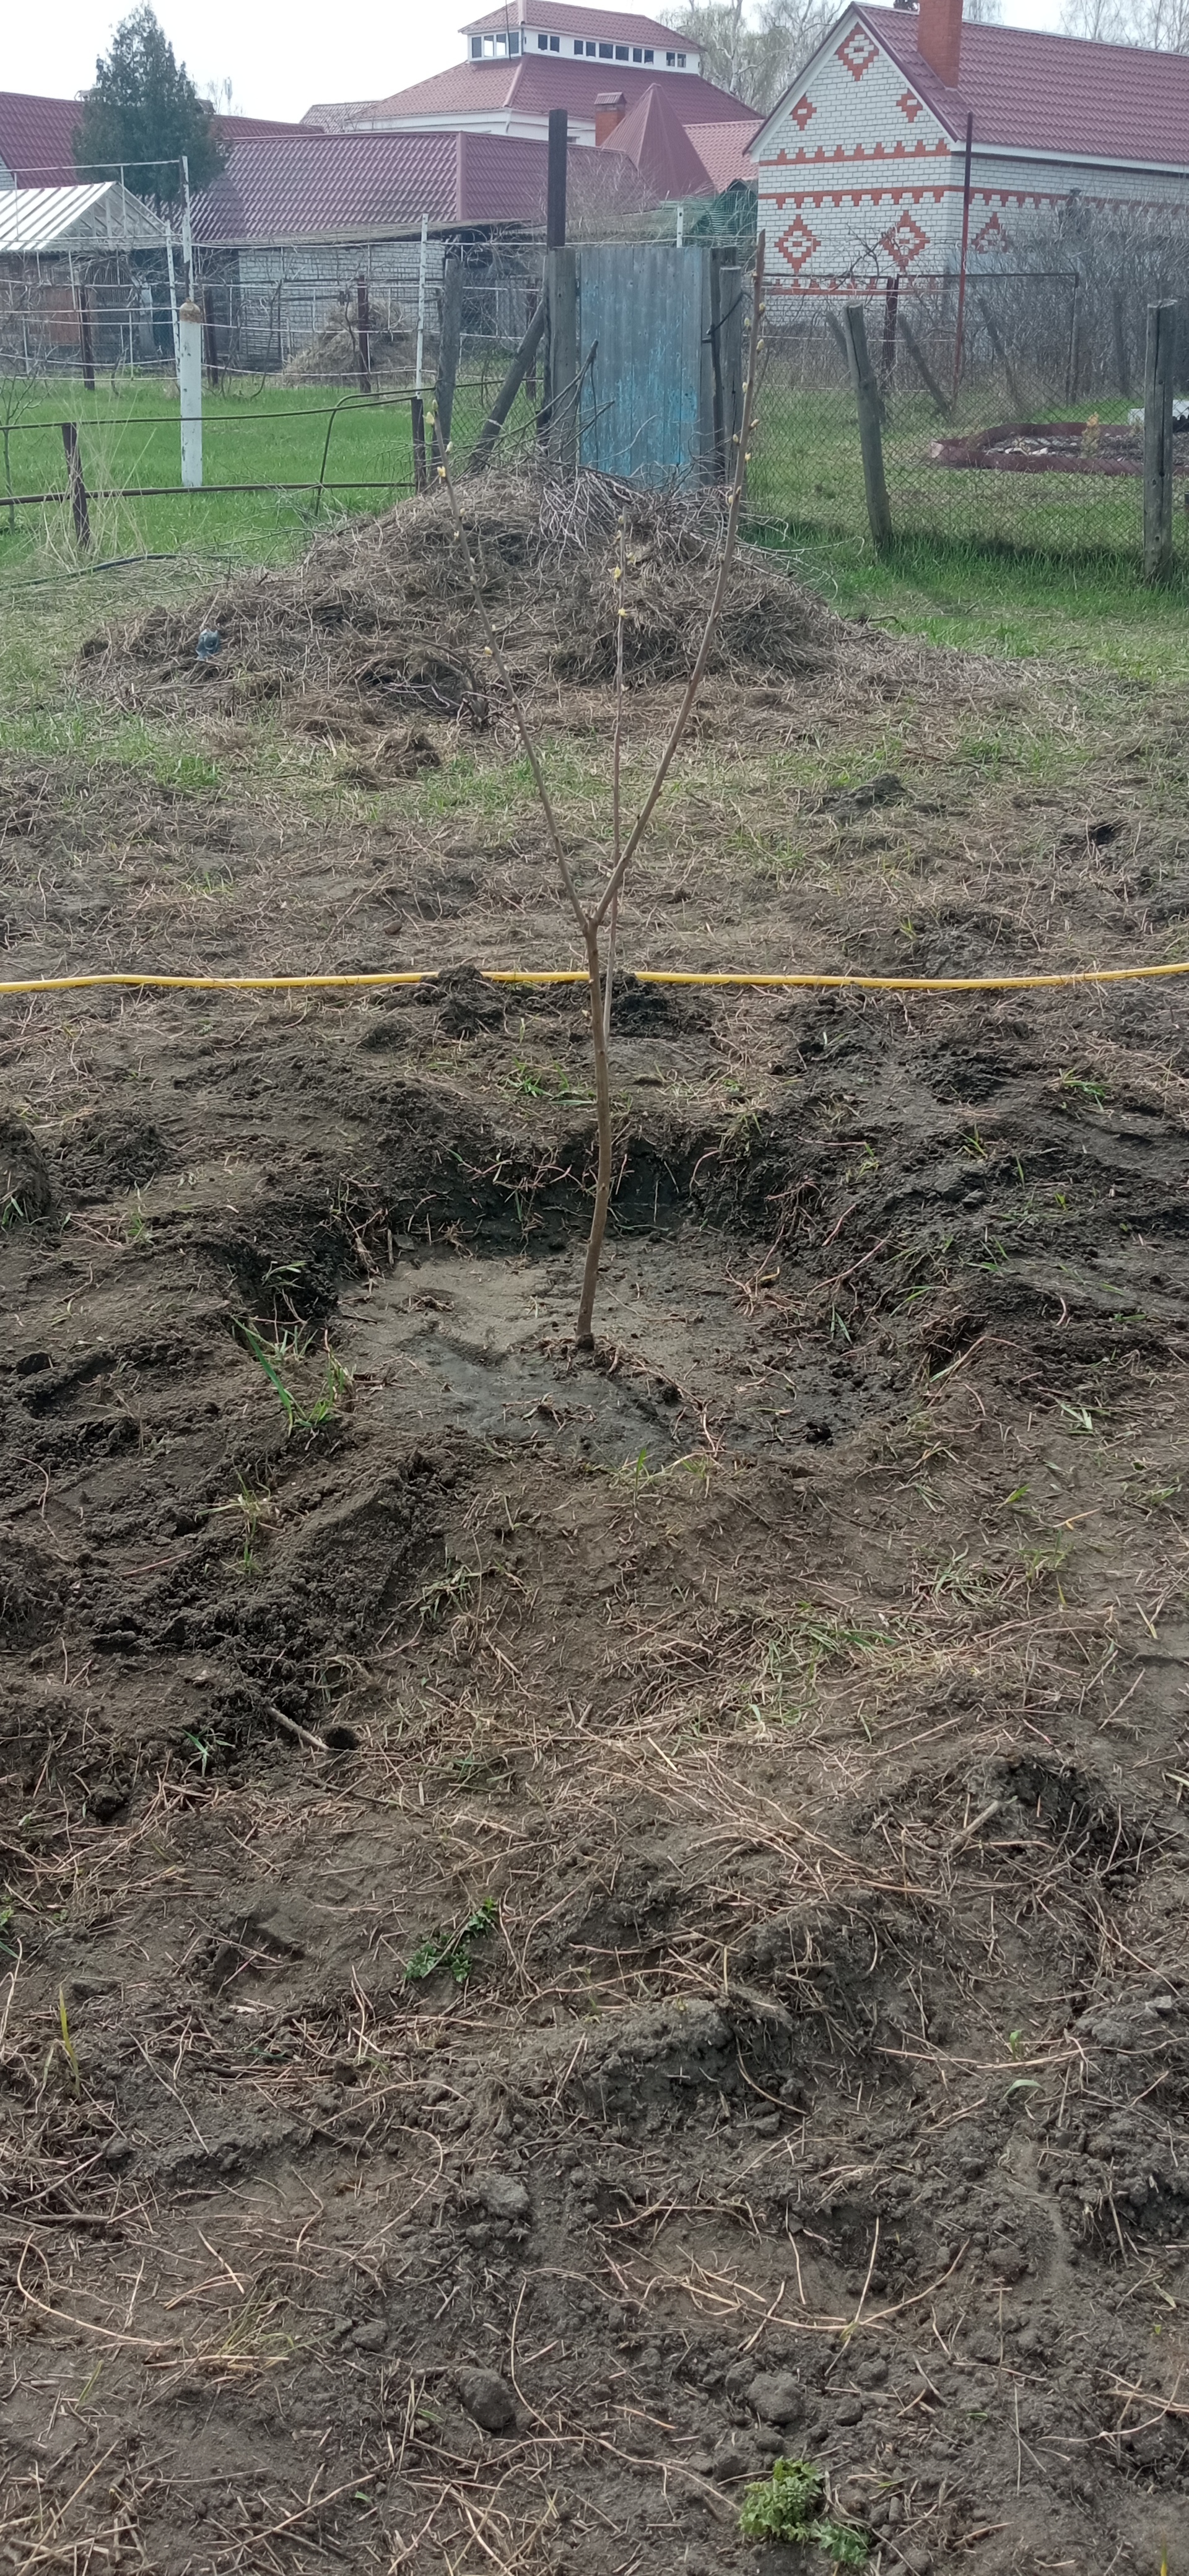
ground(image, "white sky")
xmin=6 ymin=0 xmax=1068 ymax=123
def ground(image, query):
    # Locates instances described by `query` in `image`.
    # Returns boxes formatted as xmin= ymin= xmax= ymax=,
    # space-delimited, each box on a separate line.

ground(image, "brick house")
xmin=752 ymin=0 xmax=1189 ymax=298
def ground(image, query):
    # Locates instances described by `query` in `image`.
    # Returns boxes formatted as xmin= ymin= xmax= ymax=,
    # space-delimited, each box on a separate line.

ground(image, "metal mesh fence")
xmin=0 ymin=256 xmax=541 ymax=389
xmin=754 ymin=273 xmax=1189 ymax=568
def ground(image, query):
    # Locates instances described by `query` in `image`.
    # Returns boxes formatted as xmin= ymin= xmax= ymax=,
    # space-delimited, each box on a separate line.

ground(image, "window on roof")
xmin=538 ymin=30 xmax=547 ymax=45
xmin=550 ymin=30 xmax=559 ymax=44
xmin=615 ymin=42 xmax=627 ymax=56
xmin=599 ymin=41 xmax=613 ymax=56
xmin=643 ymin=46 xmax=653 ymax=60
xmin=666 ymin=49 xmax=675 ymax=63
xmin=470 ymin=35 xmax=482 ymax=55
xmin=677 ymin=50 xmax=686 ymax=63
xmin=586 ymin=38 xmax=596 ymax=51
xmin=479 ymin=30 xmax=515 ymax=53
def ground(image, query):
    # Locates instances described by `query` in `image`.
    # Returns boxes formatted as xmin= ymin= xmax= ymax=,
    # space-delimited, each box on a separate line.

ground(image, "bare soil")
xmin=1 ymin=529 xmax=1188 ymax=2576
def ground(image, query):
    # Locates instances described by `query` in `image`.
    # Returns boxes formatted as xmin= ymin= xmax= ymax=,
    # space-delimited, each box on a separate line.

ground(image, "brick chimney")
xmin=594 ymin=90 xmax=627 ymax=144
xmin=917 ymin=0 xmax=962 ymax=86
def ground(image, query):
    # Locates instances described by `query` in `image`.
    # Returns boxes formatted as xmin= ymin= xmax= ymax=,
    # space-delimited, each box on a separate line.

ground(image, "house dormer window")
xmin=471 ymin=29 xmax=519 ymax=57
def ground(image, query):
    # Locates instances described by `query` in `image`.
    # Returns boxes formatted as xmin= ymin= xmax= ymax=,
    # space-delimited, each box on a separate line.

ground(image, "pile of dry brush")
xmin=81 ymin=469 xmax=837 ymax=746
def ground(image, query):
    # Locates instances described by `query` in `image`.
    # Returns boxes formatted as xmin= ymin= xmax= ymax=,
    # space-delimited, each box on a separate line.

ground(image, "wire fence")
xmin=754 ymin=272 xmax=1189 ymax=567
xmin=4 ymin=250 xmax=1189 ymax=578
xmin=0 ymin=257 xmax=538 ymax=385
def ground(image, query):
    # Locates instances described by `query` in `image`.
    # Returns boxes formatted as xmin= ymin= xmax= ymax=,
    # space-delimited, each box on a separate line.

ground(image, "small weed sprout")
xmin=236 ymin=1320 xmax=352 ymax=1436
xmin=738 ymin=2457 xmax=868 ymax=2563
xmin=405 ymin=1895 xmax=498 ymax=1986
xmin=211 ymin=1482 xmax=277 ymax=1574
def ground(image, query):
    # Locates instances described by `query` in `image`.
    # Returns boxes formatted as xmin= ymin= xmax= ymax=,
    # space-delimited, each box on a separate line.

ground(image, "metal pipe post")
xmin=178 ymin=298 xmax=203 ymax=489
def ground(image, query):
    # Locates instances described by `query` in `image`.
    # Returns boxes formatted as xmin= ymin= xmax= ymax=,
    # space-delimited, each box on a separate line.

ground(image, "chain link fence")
xmin=754 ymin=272 xmax=1189 ymax=568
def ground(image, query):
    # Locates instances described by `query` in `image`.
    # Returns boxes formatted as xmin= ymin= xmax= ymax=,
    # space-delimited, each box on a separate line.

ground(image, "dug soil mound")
xmin=4 ymin=547 xmax=1188 ymax=2575
xmin=81 ymin=469 xmax=838 ymax=739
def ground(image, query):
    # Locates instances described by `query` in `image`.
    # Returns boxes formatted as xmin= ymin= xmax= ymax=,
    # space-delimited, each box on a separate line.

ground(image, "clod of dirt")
xmin=748 ymin=2370 xmax=806 ymax=2426
xmin=827 ymin=769 xmax=907 ymax=822
xmin=0 ymin=1103 xmax=53 ymax=1221
xmin=455 ymin=2365 xmax=517 ymax=2432
xmin=609 ymin=972 xmax=708 ymax=1035
xmin=477 ymin=2174 xmax=531 ymax=2222
xmin=84 ymin=471 xmax=837 ymax=733
xmin=419 ymin=964 xmax=507 ymax=1038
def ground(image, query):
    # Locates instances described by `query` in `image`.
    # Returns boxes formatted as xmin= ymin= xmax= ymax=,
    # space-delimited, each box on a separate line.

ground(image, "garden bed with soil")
xmin=1 ymin=518 xmax=1188 ymax=2576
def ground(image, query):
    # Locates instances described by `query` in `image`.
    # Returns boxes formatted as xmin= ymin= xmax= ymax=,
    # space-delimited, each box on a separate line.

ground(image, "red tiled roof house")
xmin=752 ymin=0 xmax=1189 ymax=297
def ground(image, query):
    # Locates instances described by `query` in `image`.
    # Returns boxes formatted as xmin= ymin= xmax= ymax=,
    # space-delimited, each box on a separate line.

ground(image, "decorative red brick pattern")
xmin=879 ymin=209 xmax=930 ymax=269
xmin=775 ymin=212 xmax=822 ymax=271
xmin=790 ymin=94 xmax=817 ymax=131
xmin=896 ymin=88 xmax=923 ymax=122
xmin=973 ymin=210 xmax=1011 ymax=251
xmin=837 ymin=27 xmax=879 ymax=80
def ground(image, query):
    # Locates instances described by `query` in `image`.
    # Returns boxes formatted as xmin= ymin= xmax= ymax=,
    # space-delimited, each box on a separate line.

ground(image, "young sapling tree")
xmin=435 ymin=241 xmax=766 ymax=1346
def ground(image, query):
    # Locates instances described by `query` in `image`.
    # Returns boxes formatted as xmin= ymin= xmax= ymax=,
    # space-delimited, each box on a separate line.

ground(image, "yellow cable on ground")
xmin=4 ymin=961 xmax=1189 ymax=999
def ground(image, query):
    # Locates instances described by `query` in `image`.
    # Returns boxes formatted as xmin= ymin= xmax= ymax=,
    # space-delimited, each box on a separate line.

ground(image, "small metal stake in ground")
xmin=1143 ymin=299 xmax=1176 ymax=584
xmin=60 ymin=422 xmax=90 ymax=550
xmin=843 ymin=300 xmax=892 ymax=553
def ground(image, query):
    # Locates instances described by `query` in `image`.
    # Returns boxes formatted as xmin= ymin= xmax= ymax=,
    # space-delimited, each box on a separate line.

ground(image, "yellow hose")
xmin=4 ymin=960 xmax=1189 ymax=999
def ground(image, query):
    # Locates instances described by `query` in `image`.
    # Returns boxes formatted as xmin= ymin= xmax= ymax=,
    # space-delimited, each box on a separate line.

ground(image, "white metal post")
xmin=178 ymin=299 xmax=203 ymax=487
xmin=676 ymin=202 xmax=685 ymax=248
xmin=415 ymin=211 xmax=429 ymax=393
xmin=165 ymin=221 xmax=180 ymax=372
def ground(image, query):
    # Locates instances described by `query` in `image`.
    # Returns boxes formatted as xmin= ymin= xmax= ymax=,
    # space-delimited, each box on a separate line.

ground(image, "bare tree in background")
xmin=676 ymin=0 xmax=835 ymax=110
xmin=1062 ymin=0 xmax=1189 ymax=41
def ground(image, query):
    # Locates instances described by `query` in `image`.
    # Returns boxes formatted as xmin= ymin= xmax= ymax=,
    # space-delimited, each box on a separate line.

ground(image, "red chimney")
xmin=594 ymin=89 xmax=627 ymax=144
xmin=917 ymin=0 xmax=962 ymax=86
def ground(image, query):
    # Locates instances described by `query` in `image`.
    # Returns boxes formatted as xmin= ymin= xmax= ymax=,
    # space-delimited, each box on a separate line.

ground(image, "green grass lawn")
xmin=4 ymin=365 xmax=1189 ymax=691
xmin=0 ymin=372 xmax=522 ymax=580
xmin=752 ymin=382 xmax=1189 ymax=681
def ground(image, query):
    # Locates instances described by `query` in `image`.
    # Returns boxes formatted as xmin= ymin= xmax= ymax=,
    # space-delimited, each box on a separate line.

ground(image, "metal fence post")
xmin=1143 ymin=299 xmax=1176 ymax=585
xmin=178 ymin=298 xmax=203 ymax=490
xmin=61 ymin=423 xmax=90 ymax=550
xmin=843 ymin=300 xmax=892 ymax=553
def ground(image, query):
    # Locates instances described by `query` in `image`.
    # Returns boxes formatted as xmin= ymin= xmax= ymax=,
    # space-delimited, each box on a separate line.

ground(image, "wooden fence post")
xmin=843 ymin=300 xmax=892 ymax=553
xmin=432 ymin=250 xmax=462 ymax=468
xmin=61 ymin=423 xmax=90 ymax=550
xmin=547 ymin=248 xmax=579 ymax=474
xmin=1144 ymin=298 xmax=1176 ymax=585
xmin=411 ymin=393 xmax=427 ymax=493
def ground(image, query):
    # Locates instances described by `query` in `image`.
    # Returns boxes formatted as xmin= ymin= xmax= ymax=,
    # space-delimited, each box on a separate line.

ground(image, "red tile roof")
xmin=0 ymin=92 xmax=79 ymax=186
xmin=463 ymin=1 xmax=687 ymax=41
xmin=0 ymin=88 xmax=318 ymax=190
xmin=851 ymin=6 xmax=1189 ymax=168
xmin=601 ymin=82 xmax=715 ymax=196
xmin=189 ymin=125 xmax=621 ymax=243
xmin=357 ymin=53 xmax=748 ymax=129
xmin=684 ymin=118 xmax=760 ymax=191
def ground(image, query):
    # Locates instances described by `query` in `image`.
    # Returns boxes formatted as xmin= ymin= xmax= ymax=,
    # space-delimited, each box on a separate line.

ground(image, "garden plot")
xmin=1 ymin=505 xmax=1188 ymax=2576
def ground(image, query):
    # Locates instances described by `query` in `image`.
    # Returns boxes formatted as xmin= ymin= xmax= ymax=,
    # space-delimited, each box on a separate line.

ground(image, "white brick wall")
xmin=757 ymin=6 xmax=1189 ymax=297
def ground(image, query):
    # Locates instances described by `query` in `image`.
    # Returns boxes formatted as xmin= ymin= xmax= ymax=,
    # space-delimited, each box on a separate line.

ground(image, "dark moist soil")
xmin=1 ymin=593 xmax=1188 ymax=2576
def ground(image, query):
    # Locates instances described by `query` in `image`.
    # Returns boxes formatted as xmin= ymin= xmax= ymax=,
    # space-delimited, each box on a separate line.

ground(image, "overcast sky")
xmin=7 ymin=0 xmax=1068 ymax=123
